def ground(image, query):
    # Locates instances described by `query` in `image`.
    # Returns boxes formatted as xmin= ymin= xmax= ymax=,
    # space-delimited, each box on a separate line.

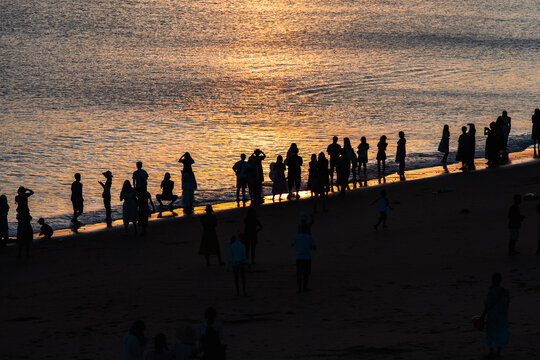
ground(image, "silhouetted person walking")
xmin=327 ymin=136 xmax=342 ymax=191
xmin=357 ymin=136 xmax=369 ymax=175
xmin=244 ymin=208 xmax=263 ymax=264
xmin=480 ymin=273 xmax=509 ymax=359
xmin=270 ymin=155 xmax=287 ymax=201
xmin=0 ymin=195 xmax=9 ymax=244
xmin=227 ymin=234 xmax=247 ymax=296
xmin=199 ymin=205 xmax=224 ymax=266
xmin=132 ymin=161 xmax=149 ymax=193
xmin=37 ymin=218 xmax=53 ymax=240
xmin=376 ymin=135 xmax=388 ymax=174
xmin=99 ymin=170 xmax=113 ymax=227
xmin=508 ymin=194 xmax=524 ymax=255
xmin=396 ymin=131 xmax=406 ymax=180
xmin=438 ymin=125 xmax=450 ymax=163
xmin=71 ymin=173 xmax=84 ymax=225
xmin=292 ymin=219 xmax=316 ymax=292
xmin=373 ymin=189 xmax=392 ymax=229
xmin=497 ymin=111 xmax=511 ymax=151
xmin=179 ymin=152 xmax=197 ymax=214
xmin=120 ymin=180 xmax=138 ymax=234
xmin=286 ymin=146 xmax=303 ymax=199
xmin=532 ymin=109 xmax=540 ymax=158
xmin=156 ymin=172 xmax=178 ymax=211
xmin=233 ymin=154 xmax=249 ymax=203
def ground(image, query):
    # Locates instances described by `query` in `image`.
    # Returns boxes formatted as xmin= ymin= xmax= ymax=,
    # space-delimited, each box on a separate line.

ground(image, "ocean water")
xmin=1 ymin=0 xmax=539 ymax=233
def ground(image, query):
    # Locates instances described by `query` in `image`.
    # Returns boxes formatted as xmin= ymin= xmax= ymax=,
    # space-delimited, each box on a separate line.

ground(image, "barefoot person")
xmin=372 ymin=189 xmax=393 ymax=230
xmin=120 ymin=180 xmax=138 ymax=234
xmin=0 ymin=195 xmax=9 ymax=244
xmin=226 ymin=234 xmax=248 ymax=296
xmin=438 ymin=125 xmax=450 ymax=163
xmin=244 ymin=208 xmax=263 ymax=264
xmin=326 ymin=136 xmax=342 ymax=190
xmin=71 ymin=173 xmax=84 ymax=225
xmin=376 ymin=135 xmax=388 ymax=174
xmin=232 ymin=154 xmax=249 ymax=203
xmin=292 ymin=218 xmax=316 ymax=292
xmin=532 ymin=109 xmax=540 ymax=158
xmin=395 ymin=131 xmax=406 ymax=181
xmin=15 ymin=187 xmax=34 ymax=258
xmin=508 ymin=194 xmax=524 ymax=256
xmin=98 ymin=171 xmax=113 ymax=227
xmin=479 ymin=273 xmax=510 ymax=359
xmin=199 ymin=205 xmax=224 ymax=266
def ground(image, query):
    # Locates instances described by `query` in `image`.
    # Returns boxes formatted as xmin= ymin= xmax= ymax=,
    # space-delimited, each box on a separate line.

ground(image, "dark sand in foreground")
xmin=2 ymin=159 xmax=540 ymax=359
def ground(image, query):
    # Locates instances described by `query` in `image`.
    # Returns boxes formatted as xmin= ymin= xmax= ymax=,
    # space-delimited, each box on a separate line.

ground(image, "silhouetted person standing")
xmin=120 ymin=180 xmax=138 ymax=233
xmin=15 ymin=187 xmax=34 ymax=257
xmin=0 ymin=195 xmax=9 ymax=244
xmin=137 ymin=190 xmax=152 ymax=235
xmin=376 ymin=135 xmax=388 ymax=174
xmin=37 ymin=218 xmax=53 ymax=241
xmin=286 ymin=146 xmax=303 ymax=199
xmin=457 ymin=126 xmax=468 ymax=169
xmin=395 ymin=131 xmax=406 ymax=180
xmin=179 ymin=152 xmax=197 ymax=214
xmin=537 ymin=203 xmax=540 ymax=256
xmin=122 ymin=320 xmax=147 ymax=360
xmin=292 ymin=220 xmax=316 ymax=292
xmin=343 ymin=137 xmax=357 ymax=187
xmin=99 ymin=171 xmax=113 ymax=227
xmin=227 ymin=234 xmax=247 ymax=296
xmin=270 ymin=155 xmax=287 ymax=201
xmin=156 ymin=172 xmax=178 ymax=211
xmin=480 ymin=273 xmax=509 ymax=359
xmin=246 ymin=155 xmax=260 ymax=204
xmin=327 ymin=136 xmax=342 ymax=191
xmin=357 ymin=136 xmax=369 ymax=175
xmin=336 ymin=150 xmax=349 ymax=194
xmin=312 ymin=152 xmax=329 ymax=213
xmin=373 ymin=189 xmax=392 ymax=230
xmin=233 ymin=154 xmax=249 ymax=203
xmin=497 ymin=111 xmax=511 ymax=151
xmin=132 ymin=161 xmax=149 ymax=193
xmin=438 ymin=125 xmax=450 ymax=163
xmin=466 ymin=123 xmax=476 ymax=170
xmin=244 ymin=208 xmax=263 ymax=264
xmin=199 ymin=205 xmax=224 ymax=266
xmin=508 ymin=194 xmax=524 ymax=255
xmin=484 ymin=122 xmax=502 ymax=167
xmin=71 ymin=173 xmax=84 ymax=225
xmin=532 ymin=109 xmax=540 ymax=158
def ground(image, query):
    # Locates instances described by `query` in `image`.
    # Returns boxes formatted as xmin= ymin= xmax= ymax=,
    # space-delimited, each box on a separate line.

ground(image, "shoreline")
xmin=6 ymin=147 xmax=537 ymax=244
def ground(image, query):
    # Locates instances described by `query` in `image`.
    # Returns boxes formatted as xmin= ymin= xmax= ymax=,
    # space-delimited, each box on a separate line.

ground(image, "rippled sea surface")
xmin=1 ymin=0 xmax=539 ymax=232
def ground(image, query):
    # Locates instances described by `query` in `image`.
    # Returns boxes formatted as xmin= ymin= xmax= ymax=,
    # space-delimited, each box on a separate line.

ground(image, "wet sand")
xmin=2 ymin=155 xmax=540 ymax=359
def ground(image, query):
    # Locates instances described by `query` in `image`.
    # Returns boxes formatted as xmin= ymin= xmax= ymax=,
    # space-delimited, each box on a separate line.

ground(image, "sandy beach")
xmin=2 ymin=157 xmax=540 ymax=360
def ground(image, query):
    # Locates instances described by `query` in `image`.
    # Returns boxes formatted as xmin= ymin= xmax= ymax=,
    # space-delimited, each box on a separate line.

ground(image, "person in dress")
xmin=0 ymin=194 xmax=9 ymax=245
xmin=145 ymin=333 xmax=171 ymax=360
xmin=156 ymin=173 xmax=179 ymax=212
xmin=292 ymin=219 xmax=316 ymax=292
xmin=270 ymin=155 xmax=288 ymax=202
xmin=307 ymin=154 xmax=317 ymax=197
xmin=37 ymin=218 xmax=53 ymax=241
xmin=244 ymin=208 xmax=263 ymax=264
xmin=120 ymin=180 xmax=138 ymax=233
xmin=357 ymin=136 xmax=369 ymax=175
xmin=15 ymin=187 xmax=34 ymax=257
xmin=532 ymin=109 xmax=540 ymax=158
xmin=376 ymin=135 xmax=388 ymax=174
xmin=395 ymin=131 xmax=406 ymax=181
xmin=226 ymin=234 xmax=248 ymax=296
xmin=480 ymin=273 xmax=510 ymax=359
xmin=71 ymin=173 xmax=84 ymax=225
xmin=172 ymin=326 xmax=197 ymax=360
xmin=199 ymin=205 xmax=224 ymax=266
xmin=98 ymin=170 xmax=113 ymax=227
xmin=438 ymin=125 xmax=450 ymax=163
xmin=122 ymin=320 xmax=147 ymax=360
xmin=179 ymin=153 xmax=197 ymax=214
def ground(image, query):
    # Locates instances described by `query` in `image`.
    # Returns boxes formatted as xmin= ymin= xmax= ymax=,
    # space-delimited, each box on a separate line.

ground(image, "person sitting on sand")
xmin=395 ymin=131 xmax=406 ymax=181
xmin=199 ymin=205 xmax=224 ymax=266
xmin=145 ymin=333 xmax=170 ymax=360
xmin=372 ymin=189 xmax=393 ymax=230
xmin=479 ymin=272 xmax=510 ymax=359
xmin=99 ymin=171 xmax=113 ymax=227
xmin=173 ymin=326 xmax=197 ymax=360
xmin=37 ymin=218 xmax=53 ymax=241
xmin=0 ymin=194 xmax=9 ymax=244
xmin=508 ymin=194 xmax=524 ymax=256
xmin=227 ymin=234 xmax=248 ymax=296
xmin=357 ymin=136 xmax=369 ymax=175
xmin=376 ymin=135 xmax=388 ymax=174
xmin=71 ymin=173 xmax=84 ymax=225
xmin=122 ymin=320 xmax=147 ymax=360
xmin=156 ymin=172 xmax=179 ymax=211
xmin=292 ymin=219 xmax=316 ymax=292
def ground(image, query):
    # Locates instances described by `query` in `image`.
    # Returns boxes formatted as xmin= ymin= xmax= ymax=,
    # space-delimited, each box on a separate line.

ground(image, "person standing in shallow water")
xmin=531 ymin=109 xmax=540 ymax=158
xmin=395 ymin=131 xmax=406 ymax=181
xmin=199 ymin=205 xmax=224 ymax=266
xmin=179 ymin=152 xmax=197 ymax=214
xmin=438 ymin=125 xmax=450 ymax=163
xmin=71 ymin=173 xmax=84 ymax=225
xmin=312 ymin=152 xmax=329 ymax=213
xmin=0 ymin=195 xmax=9 ymax=245
xmin=270 ymin=155 xmax=288 ymax=201
xmin=326 ymin=136 xmax=342 ymax=191
xmin=357 ymin=136 xmax=369 ymax=175
xmin=508 ymin=194 xmax=524 ymax=256
xmin=376 ymin=135 xmax=388 ymax=174
xmin=99 ymin=171 xmax=113 ymax=227
xmin=480 ymin=273 xmax=510 ymax=359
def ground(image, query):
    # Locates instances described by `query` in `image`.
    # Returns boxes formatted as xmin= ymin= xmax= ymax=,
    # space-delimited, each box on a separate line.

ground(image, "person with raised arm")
xmin=178 ymin=152 xmax=197 ymax=214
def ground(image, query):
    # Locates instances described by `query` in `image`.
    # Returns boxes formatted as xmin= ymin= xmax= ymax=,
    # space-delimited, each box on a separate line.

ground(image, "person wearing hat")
xmin=199 ymin=205 xmax=224 ymax=266
xmin=172 ymin=326 xmax=197 ymax=360
xmin=99 ymin=171 xmax=113 ymax=227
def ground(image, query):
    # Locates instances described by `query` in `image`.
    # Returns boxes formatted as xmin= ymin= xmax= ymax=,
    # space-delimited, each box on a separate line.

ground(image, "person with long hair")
xmin=15 ymin=187 xmax=34 ymax=257
xmin=376 ymin=135 xmax=388 ymax=174
xmin=438 ymin=125 xmax=450 ymax=163
xmin=270 ymin=155 xmax=288 ymax=202
xmin=179 ymin=152 xmax=197 ymax=214
xmin=120 ymin=180 xmax=138 ymax=233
